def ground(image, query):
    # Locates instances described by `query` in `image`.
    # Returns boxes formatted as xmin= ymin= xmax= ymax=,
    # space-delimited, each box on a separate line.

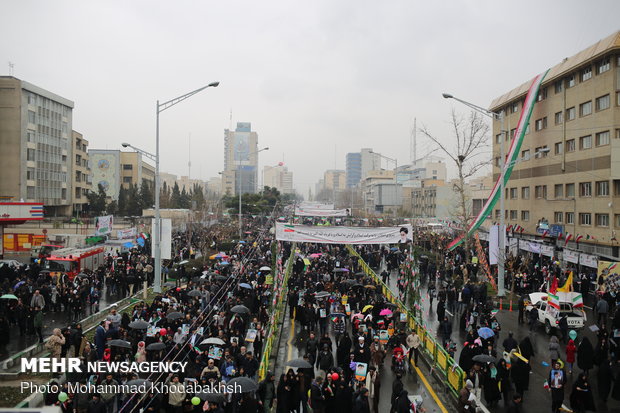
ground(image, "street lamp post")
xmin=238 ymin=147 xmax=269 ymax=239
xmin=442 ymin=93 xmax=506 ymax=297
xmin=149 ymin=81 xmax=219 ymax=293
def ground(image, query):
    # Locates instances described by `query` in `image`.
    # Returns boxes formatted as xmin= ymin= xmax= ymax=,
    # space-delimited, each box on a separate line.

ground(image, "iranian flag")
xmin=572 ymin=294 xmax=584 ymax=308
xmin=447 ymin=69 xmax=549 ymax=251
xmin=548 ymin=293 xmax=560 ymax=310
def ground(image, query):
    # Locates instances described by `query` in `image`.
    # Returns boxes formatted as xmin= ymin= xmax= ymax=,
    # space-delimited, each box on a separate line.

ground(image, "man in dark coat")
xmin=577 ymin=337 xmax=594 ymax=373
xmin=352 ymin=387 xmax=370 ymax=413
xmin=597 ymin=358 xmax=613 ymax=403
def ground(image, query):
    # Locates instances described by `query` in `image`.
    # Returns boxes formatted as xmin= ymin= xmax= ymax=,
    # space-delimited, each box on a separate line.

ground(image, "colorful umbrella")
xmin=362 ymin=305 xmax=374 ymax=313
xmin=0 ymin=294 xmax=18 ymax=300
xmin=379 ymin=309 xmax=393 ymax=316
xmin=477 ymin=327 xmax=495 ymax=339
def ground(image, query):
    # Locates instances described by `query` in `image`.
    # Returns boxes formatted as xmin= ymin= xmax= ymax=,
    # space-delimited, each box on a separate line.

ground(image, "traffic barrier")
xmin=346 ymin=245 xmax=465 ymax=398
xmin=257 ymin=245 xmax=296 ymax=381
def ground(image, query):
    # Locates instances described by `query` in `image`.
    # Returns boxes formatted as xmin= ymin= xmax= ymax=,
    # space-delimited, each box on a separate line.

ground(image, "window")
xmin=554 ymin=80 xmax=563 ymax=94
xmin=617 ymin=129 xmax=620 ymax=140
xmin=581 ymin=66 xmax=592 ymax=82
xmin=537 ymin=87 xmax=548 ymax=101
xmin=566 ymin=107 xmax=576 ymax=121
xmin=566 ymin=75 xmax=575 ymax=88
xmin=554 ymin=142 xmax=563 ymax=155
xmin=27 ymin=131 xmax=35 ymax=142
xmin=510 ymin=210 xmax=518 ymax=220
xmin=525 ymin=123 xmax=530 ymax=134
xmin=617 ymin=91 xmax=620 ymax=106
xmin=495 ymin=134 xmax=502 ymax=144
xmin=555 ymin=111 xmax=563 ymax=125
xmin=579 ymin=182 xmax=592 ymax=197
xmin=27 ymin=186 xmax=35 ymax=199
xmin=26 ymin=168 xmax=35 ymax=180
xmin=566 ymin=212 xmax=574 ymax=224
xmin=521 ymin=149 xmax=530 ymax=160
xmin=554 ymin=212 xmax=563 ymax=223
xmin=123 ymin=164 xmax=133 ymax=170
xmin=579 ymin=135 xmax=592 ymax=149
xmin=596 ymin=214 xmax=610 ymax=227
xmin=566 ymin=139 xmax=575 ymax=152
xmin=579 ymin=213 xmax=592 ymax=226
xmin=75 ymin=171 xmax=81 ymax=182
xmin=597 ymin=58 xmax=610 ymax=74
xmin=535 ymin=117 xmax=547 ymax=131
xmin=596 ymin=131 xmax=610 ymax=146
xmin=75 ymin=154 xmax=81 ymax=166
xmin=61 ymin=188 xmax=67 ymax=200
xmin=521 ymin=211 xmax=530 ymax=221
xmin=535 ymin=146 xmax=548 ymax=157
xmin=123 ymin=176 xmax=132 ymax=183
xmin=28 ymin=110 xmax=35 ymax=123
xmin=521 ymin=187 xmax=530 ymax=199
xmin=580 ymin=101 xmax=592 ymax=117
xmin=535 ymin=185 xmax=547 ymax=199
xmin=510 ymin=188 xmax=518 ymax=199
xmin=27 ymin=148 xmax=35 ymax=161
xmin=510 ymin=128 xmax=516 ymax=140
xmin=554 ymin=184 xmax=563 ymax=198
xmin=495 ymin=209 xmax=500 ymax=219
xmin=566 ymin=183 xmax=575 ymax=197
xmin=511 ymin=102 xmax=519 ymax=113
xmin=75 ymin=188 xmax=81 ymax=199
xmin=595 ymin=94 xmax=610 ymax=111
xmin=495 ymin=157 xmax=500 ymax=167
xmin=596 ymin=181 xmax=609 ymax=196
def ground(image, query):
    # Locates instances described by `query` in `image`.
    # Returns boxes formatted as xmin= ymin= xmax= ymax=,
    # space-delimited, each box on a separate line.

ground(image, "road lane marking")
xmin=410 ymin=360 xmax=449 ymax=413
xmin=287 ymin=308 xmax=296 ymax=361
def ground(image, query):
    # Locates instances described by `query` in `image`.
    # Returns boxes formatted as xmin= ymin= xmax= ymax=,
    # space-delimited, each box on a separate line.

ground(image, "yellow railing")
xmin=257 ymin=245 xmax=296 ymax=381
xmin=346 ymin=245 xmax=465 ymax=397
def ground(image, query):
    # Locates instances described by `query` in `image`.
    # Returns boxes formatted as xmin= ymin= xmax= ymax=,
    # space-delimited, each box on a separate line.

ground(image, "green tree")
xmin=117 ymin=186 xmax=128 ymax=216
xmin=179 ymin=186 xmax=191 ymax=209
xmin=126 ymin=184 xmax=141 ymax=216
xmin=140 ymin=180 xmax=154 ymax=211
xmin=86 ymin=183 xmax=107 ymax=216
xmin=160 ymin=182 xmax=171 ymax=209
xmin=191 ymin=183 xmax=205 ymax=210
xmin=170 ymin=182 xmax=182 ymax=208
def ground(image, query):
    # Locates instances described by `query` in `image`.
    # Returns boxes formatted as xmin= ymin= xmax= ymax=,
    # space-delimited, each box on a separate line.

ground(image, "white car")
xmin=0 ymin=259 xmax=23 ymax=268
xmin=525 ymin=292 xmax=587 ymax=334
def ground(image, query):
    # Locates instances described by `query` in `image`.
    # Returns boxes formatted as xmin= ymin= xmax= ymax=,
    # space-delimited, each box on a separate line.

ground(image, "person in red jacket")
xmin=566 ymin=339 xmax=577 ymax=374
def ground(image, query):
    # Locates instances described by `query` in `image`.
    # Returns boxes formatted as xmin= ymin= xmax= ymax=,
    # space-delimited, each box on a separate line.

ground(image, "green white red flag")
xmin=448 ymin=69 xmax=550 ymax=251
xmin=572 ymin=294 xmax=584 ymax=308
xmin=548 ymin=293 xmax=560 ymax=310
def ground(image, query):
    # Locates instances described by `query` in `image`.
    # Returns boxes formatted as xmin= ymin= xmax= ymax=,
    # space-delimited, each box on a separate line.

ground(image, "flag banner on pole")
xmin=276 ymin=223 xmax=413 ymax=244
xmin=557 ymin=272 xmax=573 ymax=292
xmin=447 ymin=69 xmax=549 ymax=251
xmin=474 ymin=232 xmax=496 ymax=291
xmin=548 ymin=293 xmax=560 ymax=310
xmin=294 ymin=207 xmax=349 ymax=217
xmin=572 ymin=293 xmax=583 ymax=308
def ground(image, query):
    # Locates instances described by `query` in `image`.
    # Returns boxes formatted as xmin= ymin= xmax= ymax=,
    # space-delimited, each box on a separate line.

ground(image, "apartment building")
xmin=72 ymin=131 xmax=91 ymax=214
xmin=490 ymin=31 xmax=620 ymax=258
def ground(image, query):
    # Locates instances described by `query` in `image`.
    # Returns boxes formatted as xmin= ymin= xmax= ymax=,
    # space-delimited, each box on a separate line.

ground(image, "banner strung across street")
xmin=447 ymin=69 xmax=549 ymax=251
xmin=95 ymin=215 xmax=113 ymax=235
xmin=297 ymin=202 xmax=334 ymax=210
xmin=276 ymin=223 xmax=413 ymax=244
xmin=294 ymin=207 xmax=349 ymax=217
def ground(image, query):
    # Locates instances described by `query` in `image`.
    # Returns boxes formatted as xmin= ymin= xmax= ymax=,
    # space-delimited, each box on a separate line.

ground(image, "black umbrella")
xmin=286 ymin=358 xmax=313 ymax=368
xmin=341 ymin=279 xmax=357 ymax=286
xmin=167 ymin=312 xmax=183 ymax=321
xmin=128 ymin=320 xmax=150 ymax=330
xmin=215 ymin=275 xmax=227 ymax=281
xmin=146 ymin=342 xmax=166 ymax=351
xmin=472 ymin=354 xmax=496 ymax=363
xmin=227 ymin=376 xmax=258 ymax=392
xmin=191 ymin=276 xmax=202 ymax=283
xmin=333 ymin=268 xmax=349 ymax=273
xmin=230 ymin=305 xmax=250 ymax=314
xmin=163 ymin=282 xmax=176 ymax=288
xmin=109 ymin=339 xmax=132 ymax=349
xmin=187 ymin=290 xmax=202 ymax=297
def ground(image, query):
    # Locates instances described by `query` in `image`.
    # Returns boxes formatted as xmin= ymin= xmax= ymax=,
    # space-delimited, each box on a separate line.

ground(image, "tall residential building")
xmin=360 ymin=148 xmax=381 ymax=181
xmin=72 ymin=131 xmax=92 ymax=214
xmin=89 ymin=149 xmax=155 ymax=201
xmin=263 ymin=164 xmax=294 ymax=194
xmin=0 ymin=76 xmax=74 ymax=216
xmin=324 ymin=170 xmax=346 ymax=191
xmin=222 ymin=122 xmax=260 ymax=195
xmin=490 ymin=31 xmax=620 ymax=258
xmin=346 ymin=152 xmax=362 ymax=188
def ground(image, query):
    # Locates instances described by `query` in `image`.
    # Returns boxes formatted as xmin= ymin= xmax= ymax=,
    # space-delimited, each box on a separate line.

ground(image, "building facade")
xmin=89 ymin=149 xmax=155 ymax=201
xmin=71 ymin=131 xmax=91 ymax=214
xmin=263 ymin=164 xmax=294 ymax=194
xmin=223 ymin=122 xmax=260 ymax=195
xmin=0 ymin=77 xmax=75 ymax=216
xmin=490 ymin=31 xmax=620 ymax=258
xmin=346 ymin=152 xmax=362 ymax=188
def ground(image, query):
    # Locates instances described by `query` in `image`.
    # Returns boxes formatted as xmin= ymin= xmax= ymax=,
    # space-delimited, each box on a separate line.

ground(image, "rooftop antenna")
xmin=411 ymin=117 xmax=417 ymax=166
xmin=229 ymin=108 xmax=233 ymax=131
xmin=8 ymin=61 xmax=14 ymax=76
xmin=188 ymin=132 xmax=191 ymax=180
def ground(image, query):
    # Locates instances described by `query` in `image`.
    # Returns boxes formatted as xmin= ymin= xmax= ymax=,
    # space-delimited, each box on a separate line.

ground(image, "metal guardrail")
xmin=346 ymin=245 xmax=466 ymax=398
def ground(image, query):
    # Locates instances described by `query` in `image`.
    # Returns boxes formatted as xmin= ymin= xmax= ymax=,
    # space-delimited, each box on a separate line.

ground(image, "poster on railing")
xmin=95 ymin=215 xmax=113 ymax=235
xmin=276 ymin=223 xmax=413 ymax=244
xmin=295 ymin=207 xmax=349 ymax=217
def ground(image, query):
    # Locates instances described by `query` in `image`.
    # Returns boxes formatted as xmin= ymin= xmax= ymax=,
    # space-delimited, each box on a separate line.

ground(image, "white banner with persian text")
xmin=579 ymin=253 xmax=598 ymax=268
xmin=541 ymin=245 xmax=555 ymax=258
xmin=563 ymin=249 xmax=579 ymax=264
xmin=295 ymin=207 xmax=349 ymax=217
xmin=276 ymin=223 xmax=413 ymax=245
xmin=298 ymin=202 xmax=334 ymax=210
xmin=117 ymin=228 xmax=137 ymax=239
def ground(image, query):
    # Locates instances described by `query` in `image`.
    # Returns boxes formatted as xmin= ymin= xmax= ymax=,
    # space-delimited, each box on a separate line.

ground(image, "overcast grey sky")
xmin=2 ymin=1 xmax=619 ymax=197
